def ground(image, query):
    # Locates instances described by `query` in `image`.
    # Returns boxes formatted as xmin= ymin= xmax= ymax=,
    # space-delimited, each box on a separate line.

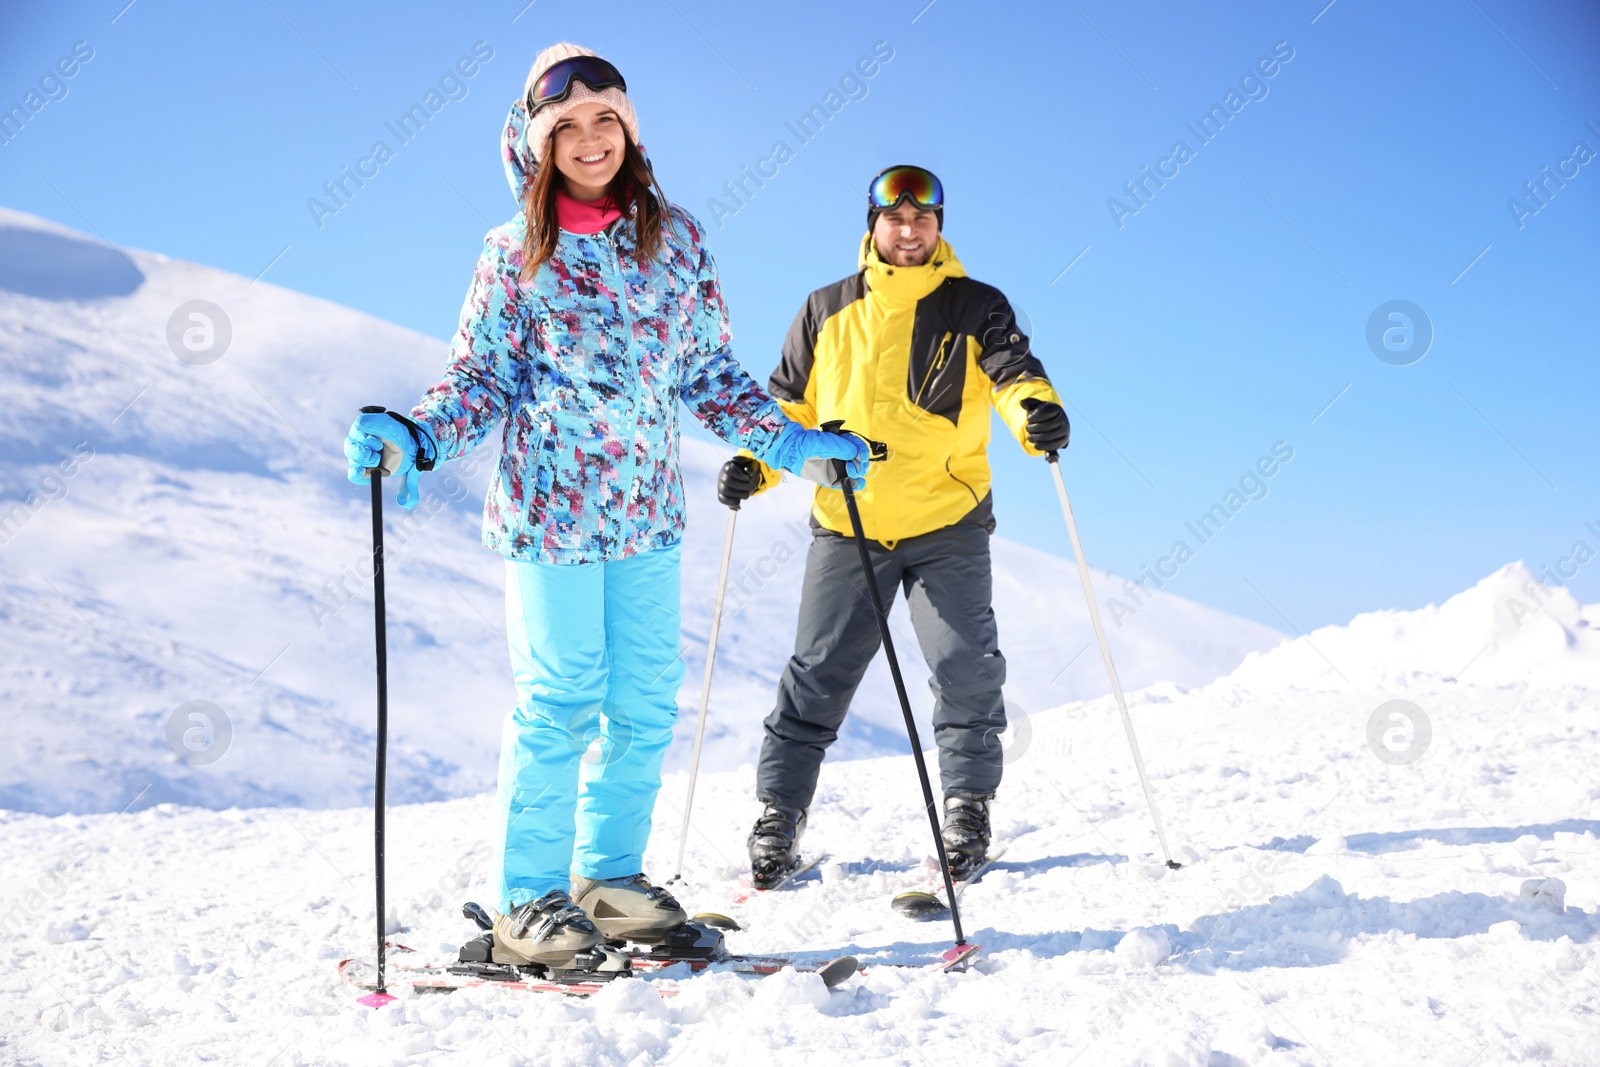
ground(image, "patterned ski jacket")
xmin=754 ymin=235 xmax=1062 ymax=546
xmin=409 ymin=102 xmax=787 ymax=564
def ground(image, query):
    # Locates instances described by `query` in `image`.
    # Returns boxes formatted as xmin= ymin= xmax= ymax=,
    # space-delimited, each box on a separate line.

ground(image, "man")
xmin=718 ymin=164 xmax=1071 ymax=885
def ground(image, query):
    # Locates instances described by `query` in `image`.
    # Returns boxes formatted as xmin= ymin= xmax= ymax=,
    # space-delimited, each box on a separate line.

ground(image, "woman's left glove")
xmin=759 ymin=422 xmax=871 ymax=491
xmin=343 ymin=409 xmax=437 ymax=510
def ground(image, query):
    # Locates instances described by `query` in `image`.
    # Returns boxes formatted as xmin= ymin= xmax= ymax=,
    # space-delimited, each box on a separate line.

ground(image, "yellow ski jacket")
xmin=757 ymin=235 xmax=1062 ymax=545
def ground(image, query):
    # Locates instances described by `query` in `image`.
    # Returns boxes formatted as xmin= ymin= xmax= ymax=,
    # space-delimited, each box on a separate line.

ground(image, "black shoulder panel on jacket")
xmin=906 ymin=279 xmax=969 ymax=424
xmin=939 ymin=277 xmax=1049 ymax=391
xmin=770 ymin=273 xmax=865 ymax=404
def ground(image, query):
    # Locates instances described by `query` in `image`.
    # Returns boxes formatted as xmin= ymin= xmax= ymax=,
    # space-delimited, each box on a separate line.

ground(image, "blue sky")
xmin=3 ymin=0 xmax=1597 ymax=633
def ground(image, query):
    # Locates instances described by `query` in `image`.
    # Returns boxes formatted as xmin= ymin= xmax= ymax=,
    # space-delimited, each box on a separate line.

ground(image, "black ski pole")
xmin=821 ymin=422 xmax=966 ymax=947
xmin=357 ymin=405 xmax=401 ymax=1008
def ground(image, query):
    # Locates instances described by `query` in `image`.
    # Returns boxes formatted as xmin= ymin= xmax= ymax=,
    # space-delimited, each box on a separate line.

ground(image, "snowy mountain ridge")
xmin=0 ymin=206 xmax=1283 ymax=817
xmin=1219 ymin=561 xmax=1599 ymax=694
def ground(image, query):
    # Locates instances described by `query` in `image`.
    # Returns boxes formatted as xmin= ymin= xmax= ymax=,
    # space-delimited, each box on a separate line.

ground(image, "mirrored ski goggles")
xmin=526 ymin=55 xmax=627 ymax=117
xmin=867 ymin=165 xmax=944 ymax=212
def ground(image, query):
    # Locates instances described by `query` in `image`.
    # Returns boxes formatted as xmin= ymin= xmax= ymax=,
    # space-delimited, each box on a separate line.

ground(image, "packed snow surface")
xmin=4 ymin=210 xmax=1598 ymax=1065
xmin=4 ymin=570 xmax=1597 ymax=1065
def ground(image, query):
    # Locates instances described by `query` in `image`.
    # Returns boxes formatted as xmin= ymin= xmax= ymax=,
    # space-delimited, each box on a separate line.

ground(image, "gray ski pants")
xmin=756 ymin=521 xmax=1007 ymax=809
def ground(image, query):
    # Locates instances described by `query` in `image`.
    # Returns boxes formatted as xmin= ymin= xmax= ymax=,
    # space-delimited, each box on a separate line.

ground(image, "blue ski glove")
xmin=344 ymin=408 xmax=437 ymax=510
xmin=759 ymin=422 xmax=871 ymax=491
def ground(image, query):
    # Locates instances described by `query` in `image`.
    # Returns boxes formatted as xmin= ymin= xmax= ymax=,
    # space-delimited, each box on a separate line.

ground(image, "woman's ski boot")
xmin=570 ymin=873 xmax=688 ymax=941
xmin=452 ymin=891 xmax=630 ymax=982
xmin=570 ymin=873 xmax=726 ymax=961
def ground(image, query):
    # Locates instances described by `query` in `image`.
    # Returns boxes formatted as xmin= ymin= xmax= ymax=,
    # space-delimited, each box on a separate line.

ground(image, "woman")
xmin=342 ymin=42 xmax=865 ymax=969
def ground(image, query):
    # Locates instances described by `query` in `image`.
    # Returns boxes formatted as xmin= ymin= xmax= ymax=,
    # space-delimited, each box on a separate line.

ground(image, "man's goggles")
xmin=526 ymin=55 xmax=627 ymax=117
xmin=868 ymin=165 xmax=944 ymax=213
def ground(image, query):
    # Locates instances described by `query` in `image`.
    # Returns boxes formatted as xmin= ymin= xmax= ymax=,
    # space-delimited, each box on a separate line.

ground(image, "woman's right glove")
xmin=343 ymin=408 xmax=437 ymax=510
xmin=758 ymin=422 xmax=871 ymax=491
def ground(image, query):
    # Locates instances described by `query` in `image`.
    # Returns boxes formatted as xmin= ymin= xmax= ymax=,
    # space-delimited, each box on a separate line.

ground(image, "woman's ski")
xmin=339 ymin=944 xmax=860 ymax=998
xmin=338 ymin=935 xmax=980 ymax=998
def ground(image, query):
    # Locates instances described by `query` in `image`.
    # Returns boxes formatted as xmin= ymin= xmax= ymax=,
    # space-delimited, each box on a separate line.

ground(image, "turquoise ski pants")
xmin=490 ymin=543 xmax=684 ymax=911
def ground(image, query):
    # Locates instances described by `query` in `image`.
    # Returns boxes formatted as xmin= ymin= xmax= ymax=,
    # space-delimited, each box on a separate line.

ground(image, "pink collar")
xmin=555 ymin=189 xmax=623 ymax=234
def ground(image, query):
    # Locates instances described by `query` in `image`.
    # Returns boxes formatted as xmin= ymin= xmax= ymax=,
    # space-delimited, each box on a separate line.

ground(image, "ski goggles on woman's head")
xmin=526 ymin=55 xmax=627 ymax=117
xmin=868 ymin=165 xmax=944 ymax=212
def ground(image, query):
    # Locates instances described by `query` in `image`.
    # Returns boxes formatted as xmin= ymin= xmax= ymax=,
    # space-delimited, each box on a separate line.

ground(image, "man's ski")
xmin=687 ymin=853 xmax=827 ymax=932
xmin=890 ymin=844 xmax=1009 ymax=920
xmin=730 ymin=852 xmax=825 ymax=905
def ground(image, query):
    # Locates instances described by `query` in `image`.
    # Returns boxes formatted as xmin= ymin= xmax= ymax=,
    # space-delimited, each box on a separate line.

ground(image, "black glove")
xmin=717 ymin=456 xmax=763 ymax=508
xmin=1024 ymin=400 xmax=1070 ymax=452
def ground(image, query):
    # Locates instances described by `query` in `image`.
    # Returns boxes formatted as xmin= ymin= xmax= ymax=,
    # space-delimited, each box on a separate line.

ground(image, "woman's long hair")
xmin=519 ymin=127 xmax=671 ymax=281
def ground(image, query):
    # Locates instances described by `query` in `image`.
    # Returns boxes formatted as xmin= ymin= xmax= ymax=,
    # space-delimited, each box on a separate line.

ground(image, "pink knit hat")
xmin=523 ymin=43 xmax=640 ymax=163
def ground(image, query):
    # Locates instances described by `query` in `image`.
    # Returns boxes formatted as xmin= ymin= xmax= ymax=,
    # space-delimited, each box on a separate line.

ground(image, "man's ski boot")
xmin=747 ymin=801 xmax=807 ymax=888
xmin=940 ymin=793 xmax=992 ymax=882
xmin=461 ymin=890 xmax=625 ymax=981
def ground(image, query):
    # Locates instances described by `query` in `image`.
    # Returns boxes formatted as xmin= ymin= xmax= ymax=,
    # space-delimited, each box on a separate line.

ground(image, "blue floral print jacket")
xmin=410 ymin=101 xmax=787 ymax=564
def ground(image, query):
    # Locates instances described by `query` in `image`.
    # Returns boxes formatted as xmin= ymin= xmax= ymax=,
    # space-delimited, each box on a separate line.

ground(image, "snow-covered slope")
xmin=2 ymin=553 xmax=1596 ymax=1064
xmin=0 ymin=206 xmax=1282 ymax=816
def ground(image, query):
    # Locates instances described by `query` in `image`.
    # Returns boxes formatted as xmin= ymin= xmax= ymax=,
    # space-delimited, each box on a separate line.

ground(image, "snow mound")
xmin=1219 ymin=562 xmax=1600 ymax=692
xmin=1520 ymin=877 xmax=1567 ymax=914
xmin=1114 ymin=926 xmax=1171 ymax=968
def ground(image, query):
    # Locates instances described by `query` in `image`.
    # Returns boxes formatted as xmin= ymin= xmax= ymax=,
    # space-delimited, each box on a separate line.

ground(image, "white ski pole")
xmin=1033 ymin=418 xmax=1181 ymax=870
xmin=668 ymin=503 xmax=739 ymax=884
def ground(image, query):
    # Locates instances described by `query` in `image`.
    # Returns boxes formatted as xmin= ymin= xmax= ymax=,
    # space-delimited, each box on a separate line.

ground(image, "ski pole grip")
xmin=819 ymin=419 xmax=850 ymax=487
xmin=360 ymin=405 xmax=403 ymax=478
xmin=1019 ymin=397 xmax=1061 ymax=463
xmin=806 ymin=420 xmax=889 ymax=487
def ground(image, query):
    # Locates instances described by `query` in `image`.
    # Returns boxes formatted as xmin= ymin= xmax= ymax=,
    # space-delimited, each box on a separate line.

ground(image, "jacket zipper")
xmin=605 ymin=226 xmax=641 ymax=532
xmin=913 ymin=331 xmax=952 ymax=409
xmin=945 ymin=458 xmax=980 ymax=506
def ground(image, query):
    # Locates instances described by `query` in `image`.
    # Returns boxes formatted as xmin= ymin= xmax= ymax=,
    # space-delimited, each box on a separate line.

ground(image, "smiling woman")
xmin=341 ymin=38 xmax=868 ymax=976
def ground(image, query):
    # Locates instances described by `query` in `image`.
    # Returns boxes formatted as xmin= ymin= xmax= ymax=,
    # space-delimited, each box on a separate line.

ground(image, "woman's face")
xmin=550 ymin=101 xmax=627 ymax=201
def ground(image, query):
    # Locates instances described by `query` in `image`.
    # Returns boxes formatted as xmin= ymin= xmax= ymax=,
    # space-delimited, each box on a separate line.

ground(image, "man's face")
xmin=872 ymin=203 xmax=941 ymax=267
